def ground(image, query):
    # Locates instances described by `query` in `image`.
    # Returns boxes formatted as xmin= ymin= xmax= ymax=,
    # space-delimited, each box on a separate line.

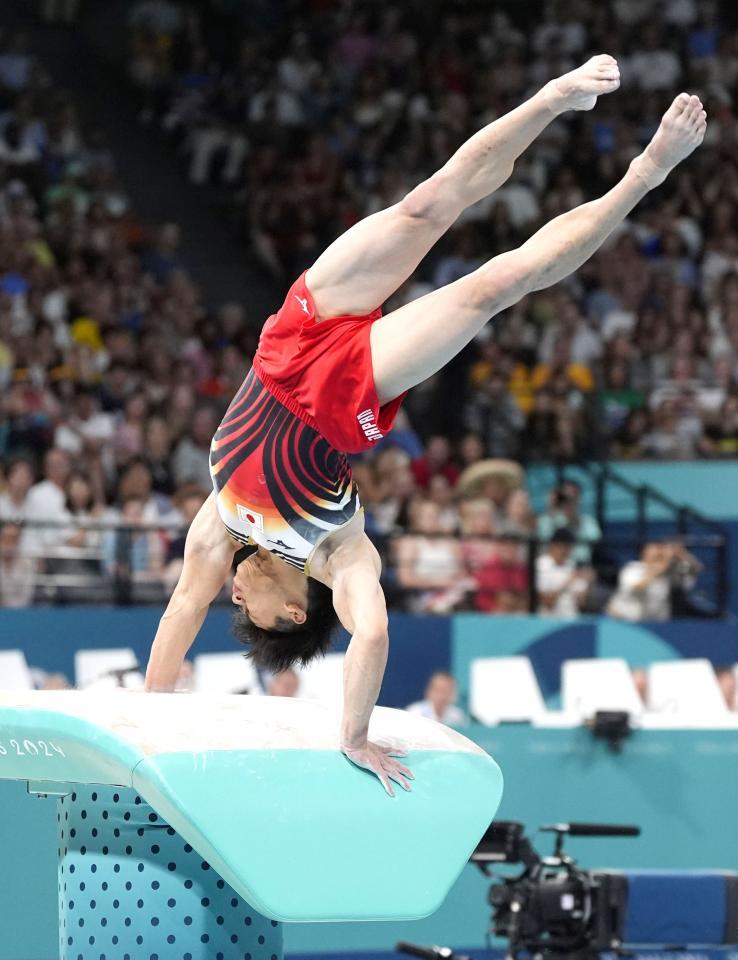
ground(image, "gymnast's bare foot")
xmin=544 ymin=54 xmax=620 ymax=113
xmin=632 ymin=93 xmax=707 ymax=187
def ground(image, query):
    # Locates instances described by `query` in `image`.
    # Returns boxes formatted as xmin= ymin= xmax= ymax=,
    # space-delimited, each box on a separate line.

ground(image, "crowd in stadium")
xmin=0 ymin=0 xmax=733 ymax=610
xmin=135 ymin=0 xmax=738 ymax=460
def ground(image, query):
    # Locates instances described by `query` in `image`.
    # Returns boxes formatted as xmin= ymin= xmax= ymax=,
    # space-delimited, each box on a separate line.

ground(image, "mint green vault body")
xmin=0 ymin=690 xmax=503 ymax=954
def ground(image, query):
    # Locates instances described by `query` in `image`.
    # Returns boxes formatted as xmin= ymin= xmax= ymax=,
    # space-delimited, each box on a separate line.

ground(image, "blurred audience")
xmin=472 ymin=533 xmax=529 ymax=614
xmin=0 ymin=521 xmax=35 ymax=606
xmin=101 ymin=495 xmax=165 ymax=585
xmin=0 ymin=7 xmax=726 ymax=616
xmin=537 ymin=480 xmax=601 ymax=564
xmin=715 ymin=666 xmax=738 ymax=711
xmin=406 ymin=671 xmax=467 ymax=726
xmin=267 ymin=668 xmax=300 ymax=698
xmin=608 ymin=541 xmax=702 ymax=621
xmin=127 ymin=0 xmax=738 ymax=467
xmin=393 ymin=498 xmax=470 ymax=614
xmin=536 ymin=528 xmax=593 ymax=617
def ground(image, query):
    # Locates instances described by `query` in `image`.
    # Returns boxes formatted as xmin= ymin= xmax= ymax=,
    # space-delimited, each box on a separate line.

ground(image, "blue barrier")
xmin=527 ymin=462 xmax=738 ymax=521
xmin=0 ymin=608 xmax=449 ymax=710
xmin=3 ymin=610 xmax=738 ymax=712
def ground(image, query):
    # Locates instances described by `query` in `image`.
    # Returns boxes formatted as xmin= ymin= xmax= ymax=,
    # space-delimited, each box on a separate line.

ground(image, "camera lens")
xmin=490 ymin=885 xmax=512 ymax=907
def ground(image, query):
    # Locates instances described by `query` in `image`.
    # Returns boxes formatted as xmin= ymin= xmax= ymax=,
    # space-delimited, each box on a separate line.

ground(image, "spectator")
xmin=456 ymin=461 xmax=522 ymax=527
xmin=54 ymin=472 xmax=104 ymax=570
xmin=537 ymin=480 xmax=601 ymax=565
xmin=535 ymin=528 xmax=593 ymax=617
xmin=0 ymin=521 xmax=35 ymax=607
xmin=114 ymin=394 xmax=149 ymax=466
xmin=458 ymin=497 xmax=499 ymax=576
xmin=175 ymin=658 xmax=194 ymax=693
xmin=24 ymin=448 xmax=72 ymax=554
xmin=376 ymin=410 xmax=424 ymax=461
xmin=393 ymin=499 xmax=470 ymax=614
xmin=267 ymin=669 xmax=300 ymax=698
xmin=641 ymin=398 xmax=703 ymax=460
xmin=163 ymin=489 xmax=207 ymax=590
xmin=457 ymin=432 xmax=485 ymax=470
xmin=472 ymin=533 xmax=529 ymax=614
xmin=142 ymin=416 xmax=176 ymax=495
xmin=426 ymin=474 xmax=458 ymax=534
xmin=628 ymin=24 xmax=682 ymax=91
xmin=715 ymin=666 xmax=737 ymax=711
xmin=464 ymin=372 xmax=526 ymax=459
xmin=411 ymin=435 xmax=459 ymax=489
xmin=498 ymin=488 xmax=537 ymax=538
xmin=54 ymin=385 xmax=115 ymax=481
xmin=608 ymin=542 xmax=702 ymax=621
xmin=171 ymin=406 xmax=217 ymax=491
xmin=365 ymin=446 xmax=416 ymax=536
xmin=406 ymin=671 xmax=467 ymax=726
xmin=631 ymin=667 xmax=649 ymax=705
xmin=432 ymin=226 xmax=485 ymax=287
xmin=0 ymin=457 xmax=34 ymax=522
xmin=140 ymin=222 xmax=185 ymax=284
xmin=37 ymin=671 xmax=73 ymax=689
xmin=600 ymin=360 xmax=645 ymax=434
xmin=116 ymin=457 xmax=176 ymax=525
xmin=0 ymin=32 xmax=35 ymax=93
xmin=612 ymin=408 xmax=651 ymax=459
xmin=101 ymin=494 xmax=164 ymax=585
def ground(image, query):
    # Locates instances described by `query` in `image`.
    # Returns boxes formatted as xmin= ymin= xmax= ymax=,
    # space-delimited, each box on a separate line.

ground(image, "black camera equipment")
xmin=395 ymin=944 xmax=471 ymax=960
xmin=396 ymin=820 xmax=738 ymax=960
xmin=473 ymin=820 xmax=637 ymax=960
xmin=586 ymin=711 xmax=633 ymax=752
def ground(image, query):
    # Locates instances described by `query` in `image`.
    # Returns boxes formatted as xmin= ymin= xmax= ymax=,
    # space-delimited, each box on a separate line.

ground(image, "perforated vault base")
xmin=57 ymin=784 xmax=283 ymax=960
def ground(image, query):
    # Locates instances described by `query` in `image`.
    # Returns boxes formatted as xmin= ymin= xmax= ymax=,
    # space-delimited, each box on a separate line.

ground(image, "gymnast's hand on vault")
xmin=341 ymin=740 xmax=414 ymax=797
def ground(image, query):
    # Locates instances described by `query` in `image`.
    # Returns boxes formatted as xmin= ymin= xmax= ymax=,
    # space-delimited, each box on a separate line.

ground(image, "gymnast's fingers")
xmin=376 ymin=767 xmax=395 ymax=797
xmin=384 ymin=764 xmax=412 ymax=792
xmin=388 ymin=759 xmax=414 ymax=780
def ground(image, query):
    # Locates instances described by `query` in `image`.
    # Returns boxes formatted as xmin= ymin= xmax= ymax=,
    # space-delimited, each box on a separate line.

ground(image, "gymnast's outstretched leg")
xmin=369 ymin=93 xmax=707 ymax=403
xmin=306 ymin=55 xmax=620 ymax=318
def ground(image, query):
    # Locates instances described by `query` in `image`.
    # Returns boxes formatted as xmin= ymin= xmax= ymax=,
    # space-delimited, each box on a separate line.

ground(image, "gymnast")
xmin=145 ymin=55 xmax=706 ymax=795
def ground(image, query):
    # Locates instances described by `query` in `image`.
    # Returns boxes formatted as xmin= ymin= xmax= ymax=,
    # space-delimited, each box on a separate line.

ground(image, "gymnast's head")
xmin=231 ymin=550 xmax=338 ymax=671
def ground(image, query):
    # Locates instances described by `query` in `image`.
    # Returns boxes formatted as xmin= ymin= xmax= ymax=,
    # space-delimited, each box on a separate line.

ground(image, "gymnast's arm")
xmin=145 ymin=493 xmax=236 ymax=692
xmin=325 ymin=535 xmax=413 ymax=796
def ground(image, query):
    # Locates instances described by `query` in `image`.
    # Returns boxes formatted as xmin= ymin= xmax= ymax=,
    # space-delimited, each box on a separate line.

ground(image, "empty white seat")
xmin=639 ymin=711 xmax=738 ymax=730
xmin=469 ymin=657 xmax=546 ymax=725
xmin=193 ymin=652 xmax=263 ymax=695
xmin=562 ymin=658 xmax=643 ymax=720
xmin=647 ymin=659 xmax=728 ymax=720
xmin=0 ymin=649 xmax=34 ymax=690
xmin=295 ymin=652 xmax=345 ymax=703
xmin=74 ymin=648 xmax=140 ymax=689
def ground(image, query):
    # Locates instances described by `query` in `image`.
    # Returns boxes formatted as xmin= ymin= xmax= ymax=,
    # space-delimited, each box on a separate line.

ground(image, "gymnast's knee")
xmin=399 ymin=172 xmax=462 ymax=229
xmin=469 ymin=251 xmax=538 ymax=312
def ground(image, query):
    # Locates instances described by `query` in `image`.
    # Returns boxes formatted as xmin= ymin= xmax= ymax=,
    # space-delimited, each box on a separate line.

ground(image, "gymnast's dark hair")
xmin=232 ymin=577 xmax=339 ymax=673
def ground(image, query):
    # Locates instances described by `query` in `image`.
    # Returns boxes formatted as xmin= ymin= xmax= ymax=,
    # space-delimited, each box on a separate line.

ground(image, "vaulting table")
xmin=0 ymin=691 xmax=503 ymax=960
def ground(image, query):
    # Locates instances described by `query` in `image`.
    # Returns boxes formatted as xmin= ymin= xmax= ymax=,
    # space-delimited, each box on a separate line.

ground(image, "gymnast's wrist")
xmin=340 ymin=729 xmax=368 ymax=753
xmin=144 ymin=675 xmax=177 ymax=693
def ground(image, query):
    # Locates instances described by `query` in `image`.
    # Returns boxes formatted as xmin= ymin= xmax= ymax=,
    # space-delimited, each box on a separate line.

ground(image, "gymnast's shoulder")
xmin=183 ymin=492 xmax=239 ymax=562
xmin=308 ymin=512 xmax=380 ymax=587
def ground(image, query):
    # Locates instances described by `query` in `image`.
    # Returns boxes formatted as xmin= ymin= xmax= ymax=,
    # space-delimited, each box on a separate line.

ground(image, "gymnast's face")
xmin=232 ymin=551 xmax=309 ymax=629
